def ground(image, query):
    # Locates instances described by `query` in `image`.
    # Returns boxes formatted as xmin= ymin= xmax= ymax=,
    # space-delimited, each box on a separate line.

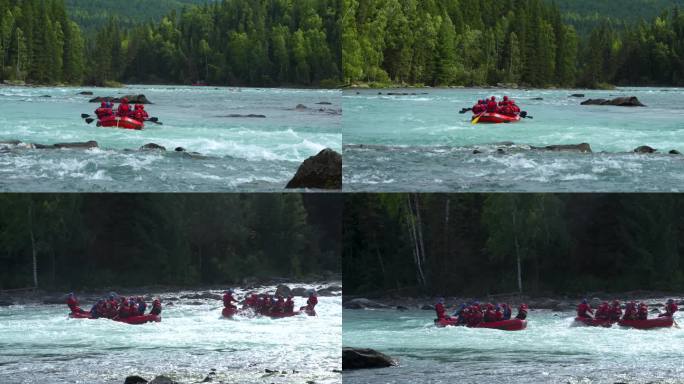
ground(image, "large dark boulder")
xmin=124 ymin=376 xmax=148 ymax=384
xmin=286 ymin=148 xmax=341 ymax=190
xmin=148 ymin=376 xmax=178 ymax=384
xmin=343 ymin=348 xmax=396 ymax=370
xmin=634 ymin=146 xmax=657 ymax=154
xmin=140 ymin=143 xmax=166 ymax=151
xmin=344 ymin=298 xmax=390 ymax=309
xmin=89 ymin=94 xmax=152 ymax=104
xmin=533 ymin=143 xmax=592 ymax=153
xmin=275 ymin=284 xmax=292 ymax=298
xmin=291 ymin=287 xmax=309 ymax=297
xmin=581 ymin=96 xmax=645 ymax=107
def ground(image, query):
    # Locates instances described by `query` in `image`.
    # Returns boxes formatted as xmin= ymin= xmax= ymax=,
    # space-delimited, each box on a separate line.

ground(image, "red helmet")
xmin=490 ymin=96 xmax=496 ymax=101
xmin=503 ymin=96 xmax=509 ymax=101
xmin=101 ymin=102 xmax=106 ymax=107
xmin=612 ymin=300 xmax=620 ymax=306
xmin=122 ymin=98 xmax=129 ymax=103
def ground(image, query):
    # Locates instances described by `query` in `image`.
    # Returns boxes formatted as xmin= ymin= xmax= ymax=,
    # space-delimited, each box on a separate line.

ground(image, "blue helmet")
xmin=581 ymin=298 xmax=588 ymax=304
xmin=437 ymin=297 xmax=445 ymax=304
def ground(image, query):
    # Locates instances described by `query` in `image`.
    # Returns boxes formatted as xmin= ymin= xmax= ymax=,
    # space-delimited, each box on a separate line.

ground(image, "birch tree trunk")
xmin=28 ymin=201 xmax=38 ymax=288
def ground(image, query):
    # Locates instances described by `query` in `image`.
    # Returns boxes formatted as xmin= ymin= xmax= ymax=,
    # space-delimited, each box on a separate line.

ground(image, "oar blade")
xmin=81 ymin=114 xmax=90 ymax=119
xmin=85 ymin=118 xmax=95 ymax=124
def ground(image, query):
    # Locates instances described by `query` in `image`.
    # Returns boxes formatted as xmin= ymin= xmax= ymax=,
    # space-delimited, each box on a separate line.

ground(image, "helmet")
xmin=490 ymin=96 xmax=496 ymax=101
xmin=101 ymin=102 xmax=107 ymax=107
xmin=437 ymin=297 xmax=445 ymax=304
xmin=122 ymin=98 xmax=129 ymax=103
xmin=581 ymin=298 xmax=588 ymax=304
xmin=503 ymin=96 xmax=509 ymax=101
xmin=486 ymin=303 xmax=494 ymax=310
xmin=612 ymin=300 xmax=620 ymax=306
xmin=667 ymin=299 xmax=674 ymax=304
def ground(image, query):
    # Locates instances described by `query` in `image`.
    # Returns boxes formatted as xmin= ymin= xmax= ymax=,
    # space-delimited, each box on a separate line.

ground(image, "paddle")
xmin=471 ymin=112 xmax=485 ymax=125
xmin=520 ymin=111 xmax=534 ymax=119
xmin=459 ymin=107 xmax=472 ymax=114
xmin=81 ymin=113 xmax=90 ymax=119
xmin=147 ymin=117 xmax=163 ymax=125
xmin=85 ymin=118 xmax=95 ymax=124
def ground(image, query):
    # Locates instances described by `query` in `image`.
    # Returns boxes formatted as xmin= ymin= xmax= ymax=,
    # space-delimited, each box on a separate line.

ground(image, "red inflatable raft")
xmin=435 ymin=318 xmax=527 ymax=331
xmin=474 ymin=113 xmax=521 ymax=124
xmin=98 ymin=117 xmax=144 ymax=131
xmin=221 ymin=307 xmax=316 ymax=319
xmin=68 ymin=311 xmax=161 ymax=324
xmin=618 ymin=316 xmax=674 ymax=330
xmin=574 ymin=317 xmax=614 ymax=327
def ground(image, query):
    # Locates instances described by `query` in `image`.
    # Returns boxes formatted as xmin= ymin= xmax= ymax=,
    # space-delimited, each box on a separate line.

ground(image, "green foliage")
xmin=84 ymin=0 xmax=341 ymax=86
xmin=0 ymin=194 xmax=341 ymax=290
xmin=343 ymin=194 xmax=684 ymax=296
xmin=343 ymin=0 xmax=579 ymax=88
xmin=0 ymin=0 xmax=86 ymax=84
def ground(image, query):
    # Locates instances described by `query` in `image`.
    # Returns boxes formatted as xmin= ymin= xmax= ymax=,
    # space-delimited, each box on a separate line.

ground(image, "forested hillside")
xmin=0 ymin=0 xmax=341 ymax=87
xmin=0 ymin=0 xmax=85 ymax=84
xmin=65 ymin=0 xmax=213 ymax=34
xmin=0 ymin=194 xmax=341 ymax=290
xmin=344 ymin=0 xmax=579 ymax=87
xmin=550 ymin=0 xmax=684 ymax=35
xmin=88 ymin=0 xmax=341 ymax=86
xmin=344 ymin=194 xmax=684 ymax=296
xmin=344 ymin=0 xmax=684 ymax=87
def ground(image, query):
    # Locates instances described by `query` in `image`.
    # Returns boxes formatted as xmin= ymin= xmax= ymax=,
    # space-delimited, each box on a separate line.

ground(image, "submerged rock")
xmin=89 ymin=94 xmax=152 ymax=104
xmin=140 ymin=143 xmax=166 ymax=151
xmin=581 ymin=96 xmax=645 ymax=107
xmin=533 ymin=143 xmax=593 ymax=153
xmin=570 ymin=93 xmax=585 ymax=98
xmin=669 ymin=150 xmax=681 ymax=155
xmin=316 ymin=101 xmax=333 ymax=105
xmin=295 ymin=104 xmax=308 ymax=110
xmin=221 ymin=114 xmax=266 ymax=118
xmin=344 ymin=298 xmax=390 ymax=309
xmin=53 ymin=141 xmax=99 ymax=149
xmin=79 ymin=91 xmax=94 ymax=96
xmin=343 ymin=347 xmax=396 ymax=370
xmin=124 ymin=376 xmax=148 ymax=384
xmin=148 ymin=375 xmax=178 ymax=384
xmin=634 ymin=146 xmax=657 ymax=154
xmin=286 ymin=148 xmax=342 ymax=190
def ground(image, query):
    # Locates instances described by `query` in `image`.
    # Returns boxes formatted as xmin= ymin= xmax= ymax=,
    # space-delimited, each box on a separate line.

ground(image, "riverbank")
xmin=0 ymin=276 xmax=342 ymax=307
xmin=343 ymin=290 xmax=683 ymax=312
xmin=345 ymin=81 xmax=619 ymax=90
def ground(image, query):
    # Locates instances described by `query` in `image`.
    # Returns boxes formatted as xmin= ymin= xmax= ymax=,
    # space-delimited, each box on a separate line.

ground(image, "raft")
xmin=618 ymin=316 xmax=674 ymax=329
xmin=574 ymin=316 xmax=614 ymax=327
xmin=435 ymin=317 xmax=527 ymax=331
xmin=474 ymin=113 xmax=521 ymax=124
xmin=68 ymin=311 xmax=161 ymax=324
xmin=98 ymin=116 xmax=144 ymax=130
xmin=221 ymin=307 xmax=315 ymax=319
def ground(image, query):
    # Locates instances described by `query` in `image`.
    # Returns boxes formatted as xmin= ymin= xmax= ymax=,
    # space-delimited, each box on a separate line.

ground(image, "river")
xmin=0 ymin=287 xmax=341 ymax=384
xmin=343 ymin=88 xmax=684 ymax=192
xmin=0 ymin=85 xmax=341 ymax=192
xmin=343 ymin=308 xmax=684 ymax=383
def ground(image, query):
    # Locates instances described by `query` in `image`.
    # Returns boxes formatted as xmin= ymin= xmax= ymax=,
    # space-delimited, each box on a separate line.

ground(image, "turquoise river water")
xmin=344 ymin=308 xmax=684 ymax=383
xmin=0 ymin=85 xmax=341 ymax=192
xmin=0 ymin=287 xmax=341 ymax=384
xmin=343 ymin=88 xmax=684 ymax=192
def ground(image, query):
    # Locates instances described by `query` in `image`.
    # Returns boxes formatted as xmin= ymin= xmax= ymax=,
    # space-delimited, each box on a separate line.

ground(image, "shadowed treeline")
xmin=344 ymin=194 xmax=684 ymax=296
xmin=0 ymin=194 xmax=341 ymax=290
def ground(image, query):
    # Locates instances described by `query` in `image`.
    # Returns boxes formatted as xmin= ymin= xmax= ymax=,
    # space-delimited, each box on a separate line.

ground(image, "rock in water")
xmin=295 ymin=104 xmax=308 ymax=110
xmin=343 ymin=298 xmax=390 ymax=309
xmin=342 ymin=348 xmax=396 ymax=370
xmin=534 ymin=143 xmax=593 ymax=153
xmin=421 ymin=304 xmax=435 ymax=310
xmin=79 ymin=91 xmax=94 ymax=95
xmin=286 ymin=148 xmax=342 ymax=190
xmin=291 ymin=287 xmax=308 ymax=297
xmin=148 ymin=376 xmax=178 ymax=384
xmin=570 ymin=94 xmax=585 ymax=98
xmin=140 ymin=143 xmax=167 ymax=151
xmin=670 ymin=150 xmax=682 ymax=155
xmin=581 ymin=96 xmax=645 ymax=107
xmin=634 ymin=146 xmax=657 ymax=154
xmin=54 ymin=141 xmax=98 ymax=149
xmin=275 ymin=284 xmax=292 ymax=298
xmin=124 ymin=376 xmax=148 ymax=384
xmin=89 ymin=94 xmax=152 ymax=104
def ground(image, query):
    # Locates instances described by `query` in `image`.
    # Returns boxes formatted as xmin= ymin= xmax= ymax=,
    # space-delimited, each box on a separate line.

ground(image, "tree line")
xmin=344 ymin=194 xmax=684 ymax=297
xmin=0 ymin=0 xmax=341 ymax=87
xmin=0 ymin=194 xmax=341 ymax=290
xmin=343 ymin=0 xmax=684 ymax=88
